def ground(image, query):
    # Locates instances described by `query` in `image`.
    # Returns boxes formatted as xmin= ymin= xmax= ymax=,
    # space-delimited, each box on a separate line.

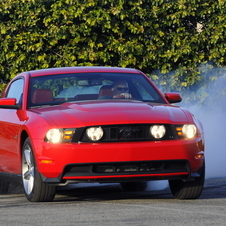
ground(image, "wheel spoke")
xmin=24 ymin=146 xmax=32 ymax=166
xmin=23 ymin=170 xmax=31 ymax=180
xmin=22 ymin=143 xmax=35 ymax=195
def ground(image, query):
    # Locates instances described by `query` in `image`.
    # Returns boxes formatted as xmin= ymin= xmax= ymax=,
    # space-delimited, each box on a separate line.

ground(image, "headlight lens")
xmin=46 ymin=129 xmax=63 ymax=143
xmin=150 ymin=125 xmax=166 ymax=139
xmin=86 ymin=127 xmax=104 ymax=141
xmin=182 ymin=124 xmax=197 ymax=139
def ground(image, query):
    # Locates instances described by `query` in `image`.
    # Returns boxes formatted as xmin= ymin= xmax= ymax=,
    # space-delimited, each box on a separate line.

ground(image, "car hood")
xmin=30 ymin=100 xmax=193 ymax=127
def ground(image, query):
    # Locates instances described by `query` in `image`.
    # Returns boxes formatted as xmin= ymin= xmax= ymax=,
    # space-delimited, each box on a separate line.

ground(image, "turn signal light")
xmin=195 ymin=153 xmax=204 ymax=159
xmin=40 ymin=160 xmax=53 ymax=164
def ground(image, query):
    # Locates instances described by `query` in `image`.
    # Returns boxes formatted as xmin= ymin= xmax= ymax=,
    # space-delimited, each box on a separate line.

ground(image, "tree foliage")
xmin=0 ymin=0 xmax=226 ymax=95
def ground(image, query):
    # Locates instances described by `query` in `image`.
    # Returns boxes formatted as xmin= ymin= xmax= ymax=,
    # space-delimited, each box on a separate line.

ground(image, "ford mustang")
xmin=0 ymin=66 xmax=205 ymax=202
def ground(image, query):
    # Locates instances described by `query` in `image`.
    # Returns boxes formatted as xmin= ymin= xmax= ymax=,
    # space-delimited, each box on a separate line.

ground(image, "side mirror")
xmin=164 ymin=92 xmax=182 ymax=104
xmin=0 ymin=98 xmax=21 ymax=109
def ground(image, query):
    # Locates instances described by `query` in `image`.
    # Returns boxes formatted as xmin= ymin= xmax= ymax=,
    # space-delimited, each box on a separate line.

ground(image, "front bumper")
xmin=32 ymin=137 xmax=204 ymax=184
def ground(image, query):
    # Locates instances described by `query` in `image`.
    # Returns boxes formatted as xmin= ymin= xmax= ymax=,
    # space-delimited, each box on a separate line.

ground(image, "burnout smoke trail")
xmin=181 ymin=67 xmax=226 ymax=179
xmin=146 ymin=66 xmax=226 ymax=191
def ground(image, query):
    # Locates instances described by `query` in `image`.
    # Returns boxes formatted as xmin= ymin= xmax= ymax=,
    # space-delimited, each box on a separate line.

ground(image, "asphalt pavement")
xmin=6 ymin=177 xmax=226 ymax=195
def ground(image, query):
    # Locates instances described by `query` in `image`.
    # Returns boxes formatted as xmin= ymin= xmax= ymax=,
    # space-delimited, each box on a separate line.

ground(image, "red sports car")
xmin=0 ymin=67 xmax=205 ymax=202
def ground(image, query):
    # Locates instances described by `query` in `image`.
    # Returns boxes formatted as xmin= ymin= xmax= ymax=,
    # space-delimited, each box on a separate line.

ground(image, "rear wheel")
xmin=22 ymin=138 xmax=56 ymax=202
xmin=169 ymin=165 xmax=205 ymax=199
xmin=120 ymin=181 xmax=147 ymax=192
xmin=0 ymin=181 xmax=10 ymax=194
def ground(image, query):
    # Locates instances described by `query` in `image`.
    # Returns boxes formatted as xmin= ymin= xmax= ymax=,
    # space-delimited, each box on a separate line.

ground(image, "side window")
xmin=132 ymin=79 xmax=155 ymax=101
xmin=131 ymin=78 xmax=165 ymax=103
xmin=6 ymin=79 xmax=24 ymax=104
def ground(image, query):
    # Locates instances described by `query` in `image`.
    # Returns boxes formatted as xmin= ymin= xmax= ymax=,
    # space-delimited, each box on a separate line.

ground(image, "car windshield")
xmin=28 ymin=72 xmax=166 ymax=108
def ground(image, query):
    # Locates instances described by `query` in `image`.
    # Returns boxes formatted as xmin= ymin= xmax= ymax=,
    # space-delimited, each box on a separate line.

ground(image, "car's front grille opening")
xmin=63 ymin=160 xmax=189 ymax=178
xmin=110 ymin=126 xmax=145 ymax=140
xmin=72 ymin=124 xmax=177 ymax=143
xmin=93 ymin=162 xmax=164 ymax=173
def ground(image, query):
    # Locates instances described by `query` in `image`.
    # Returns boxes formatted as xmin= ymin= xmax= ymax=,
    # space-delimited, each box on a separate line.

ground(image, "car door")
xmin=0 ymin=78 xmax=24 ymax=174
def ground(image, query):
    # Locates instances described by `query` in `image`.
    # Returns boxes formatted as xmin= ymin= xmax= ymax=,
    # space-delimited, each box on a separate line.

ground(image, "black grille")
xmin=72 ymin=124 xmax=176 ymax=143
xmin=62 ymin=160 xmax=190 ymax=181
xmin=110 ymin=126 xmax=145 ymax=140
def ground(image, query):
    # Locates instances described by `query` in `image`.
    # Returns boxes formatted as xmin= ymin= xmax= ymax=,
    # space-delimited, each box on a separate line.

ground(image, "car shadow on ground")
xmin=5 ymin=178 xmax=226 ymax=202
xmin=54 ymin=177 xmax=226 ymax=202
xmin=54 ymin=183 xmax=174 ymax=202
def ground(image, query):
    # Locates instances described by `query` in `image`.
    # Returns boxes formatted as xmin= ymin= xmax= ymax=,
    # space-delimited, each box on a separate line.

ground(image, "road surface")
xmin=0 ymin=178 xmax=226 ymax=226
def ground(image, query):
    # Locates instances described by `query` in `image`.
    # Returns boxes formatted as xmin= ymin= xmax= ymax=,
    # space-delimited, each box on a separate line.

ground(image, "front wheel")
xmin=169 ymin=165 xmax=205 ymax=199
xmin=22 ymin=138 xmax=56 ymax=202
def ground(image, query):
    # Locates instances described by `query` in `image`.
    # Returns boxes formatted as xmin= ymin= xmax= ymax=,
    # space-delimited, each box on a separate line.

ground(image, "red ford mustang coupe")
xmin=0 ymin=67 xmax=205 ymax=202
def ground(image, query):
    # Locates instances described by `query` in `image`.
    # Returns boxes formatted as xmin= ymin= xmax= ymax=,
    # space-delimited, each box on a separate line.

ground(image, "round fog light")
xmin=86 ymin=127 xmax=104 ymax=141
xmin=150 ymin=125 xmax=166 ymax=139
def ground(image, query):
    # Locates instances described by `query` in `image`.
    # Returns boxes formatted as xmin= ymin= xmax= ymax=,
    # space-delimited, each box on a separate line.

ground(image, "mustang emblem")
xmin=118 ymin=127 xmax=140 ymax=139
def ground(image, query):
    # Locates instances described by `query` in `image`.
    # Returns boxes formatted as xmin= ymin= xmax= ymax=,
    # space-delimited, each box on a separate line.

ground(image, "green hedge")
xmin=1 ymin=0 xmax=226 ymax=100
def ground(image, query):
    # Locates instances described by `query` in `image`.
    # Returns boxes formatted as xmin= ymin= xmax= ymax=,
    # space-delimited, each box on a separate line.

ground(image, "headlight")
xmin=182 ymin=124 xmax=197 ymax=139
xmin=150 ymin=125 xmax=166 ymax=139
xmin=46 ymin=129 xmax=63 ymax=143
xmin=86 ymin=127 xmax=104 ymax=141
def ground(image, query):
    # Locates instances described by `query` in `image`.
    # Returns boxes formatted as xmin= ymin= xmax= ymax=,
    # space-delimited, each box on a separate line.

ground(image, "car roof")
xmin=26 ymin=66 xmax=141 ymax=77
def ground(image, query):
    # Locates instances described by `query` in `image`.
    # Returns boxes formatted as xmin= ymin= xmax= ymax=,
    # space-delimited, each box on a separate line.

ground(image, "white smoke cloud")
xmin=183 ymin=73 xmax=226 ymax=179
xmin=147 ymin=65 xmax=226 ymax=190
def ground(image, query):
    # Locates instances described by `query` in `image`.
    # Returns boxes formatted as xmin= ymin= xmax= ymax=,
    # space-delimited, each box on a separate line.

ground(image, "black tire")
xmin=22 ymin=138 xmax=56 ymax=202
xmin=0 ymin=181 xmax=10 ymax=194
xmin=120 ymin=181 xmax=147 ymax=192
xmin=169 ymin=164 xmax=205 ymax=199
